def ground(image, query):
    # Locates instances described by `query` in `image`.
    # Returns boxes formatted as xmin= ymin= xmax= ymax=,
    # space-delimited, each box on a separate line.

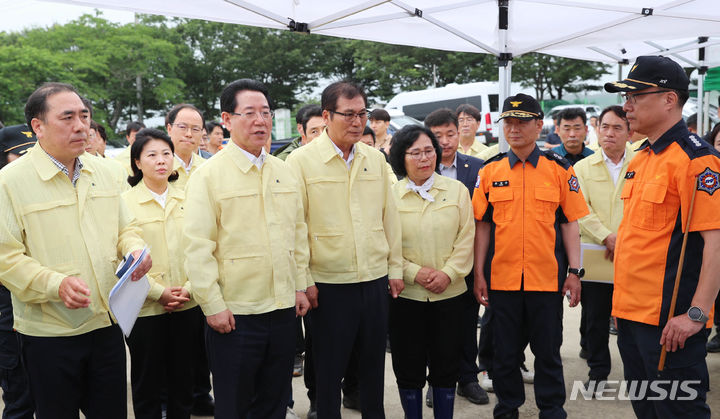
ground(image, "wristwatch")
xmin=687 ymin=306 xmax=709 ymax=323
xmin=568 ymin=267 xmax=585 ymax=278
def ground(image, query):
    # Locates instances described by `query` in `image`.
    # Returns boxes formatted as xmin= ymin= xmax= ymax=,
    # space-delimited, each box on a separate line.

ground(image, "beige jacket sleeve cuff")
xmin=440 ymin=266 xmax=461 ymax=283
xmin=46 ymin=273 xmax=65 ymax=302
xmin=403 ymin=261 xmax=422 ymax=285
xmin=201 ymin=298 xmax=228 ymax=317
xmin=147 ymin=283 xmax=165 ymax=301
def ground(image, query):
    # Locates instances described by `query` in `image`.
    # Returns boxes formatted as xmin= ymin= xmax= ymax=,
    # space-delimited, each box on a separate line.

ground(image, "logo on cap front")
xmin=510 ymin=101 xmax=522 ymax=108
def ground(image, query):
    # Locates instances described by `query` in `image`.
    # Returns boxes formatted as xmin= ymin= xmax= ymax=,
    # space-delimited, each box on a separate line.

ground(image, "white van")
xmin=385 ymin=82 xmax=500 ymax=142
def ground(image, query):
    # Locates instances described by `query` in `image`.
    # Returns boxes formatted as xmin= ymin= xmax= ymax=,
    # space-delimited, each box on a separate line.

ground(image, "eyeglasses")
xmin=405 ymin=148 xmax=436 ymax=160
xmin=231 ymin=110 xmax=275 ymax=121
xmin=621 ymin=90 xmax=672 ymax=104
xmin=171 ymin=123 xmax=203 ymax=134
xmin=329 ymin=110 xmax=368 ymax=122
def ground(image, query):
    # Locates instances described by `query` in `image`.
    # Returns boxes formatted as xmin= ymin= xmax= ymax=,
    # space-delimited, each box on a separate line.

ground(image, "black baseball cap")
xmin=605 ymin=55 xmax=689 ymax=93
xmin=0 ymin=124 xmax=36 ymax=157
xmin=497 ymin=93 xmax=543 ymax=121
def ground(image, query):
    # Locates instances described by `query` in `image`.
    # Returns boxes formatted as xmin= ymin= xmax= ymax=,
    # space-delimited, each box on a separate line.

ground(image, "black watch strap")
xmin=568 ymin=267 xmax=585 ymax=278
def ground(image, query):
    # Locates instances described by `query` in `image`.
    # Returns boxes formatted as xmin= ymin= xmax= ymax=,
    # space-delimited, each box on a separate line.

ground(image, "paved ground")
xmin=3 ymin=300 xmax=718 ymax=418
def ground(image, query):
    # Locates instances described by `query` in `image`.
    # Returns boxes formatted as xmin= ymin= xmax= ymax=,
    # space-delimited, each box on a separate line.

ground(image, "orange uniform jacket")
xmin=472 ymin=146 xmax=589 ymax=292
xmin=613 ymin=121 xmax=720 ymax=327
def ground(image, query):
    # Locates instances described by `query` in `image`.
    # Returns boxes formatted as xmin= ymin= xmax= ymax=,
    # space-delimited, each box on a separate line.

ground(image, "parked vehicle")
xmin=386 ymin=82 xmax=501 ymax=142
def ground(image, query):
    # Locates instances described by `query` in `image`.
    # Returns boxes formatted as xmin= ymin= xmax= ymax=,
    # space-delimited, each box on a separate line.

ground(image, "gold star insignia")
xmin=631 ymin=64 xmax=638 ymax=72
xmin=510 ymin=101 xmax=522 ymax=108
xmin=21 ymin=131 xmax=33 ymax=138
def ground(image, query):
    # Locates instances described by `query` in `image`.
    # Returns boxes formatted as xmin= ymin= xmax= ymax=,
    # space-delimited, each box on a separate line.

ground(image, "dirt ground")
xmin=3 ymin=300 xmax=718 ymax=418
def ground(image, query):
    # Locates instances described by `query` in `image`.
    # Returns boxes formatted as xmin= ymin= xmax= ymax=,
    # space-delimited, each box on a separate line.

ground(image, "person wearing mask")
xmin=388 ymin=125 xmax=474 ymax=418
xmin=123 ymin=128 xmax=202 ymax=419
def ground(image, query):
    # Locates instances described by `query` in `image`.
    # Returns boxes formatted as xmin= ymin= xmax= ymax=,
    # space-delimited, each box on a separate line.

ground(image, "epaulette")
xmin=677 ymin=132 xmax=720 ymax=159
xmin=541 ymin=149 xmax=572 ymax=170
xmin=482 ymin=151 xmax=507 ymax=166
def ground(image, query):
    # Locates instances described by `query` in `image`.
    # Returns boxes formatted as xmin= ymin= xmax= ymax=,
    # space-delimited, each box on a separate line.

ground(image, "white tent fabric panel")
xmin=39 ymin=0 xmax=720 ymax=65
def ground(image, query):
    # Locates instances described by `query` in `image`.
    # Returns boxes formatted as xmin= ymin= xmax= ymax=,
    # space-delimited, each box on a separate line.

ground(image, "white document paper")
xmin=109 ymin=246 xmax=150 ymax=337
xmin=580 ymin=242 xmax=614 ymax=284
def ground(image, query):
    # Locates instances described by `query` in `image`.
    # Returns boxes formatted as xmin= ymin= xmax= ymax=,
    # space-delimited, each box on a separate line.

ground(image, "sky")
xmin=0 ymin=0 xmax=134 ymax=33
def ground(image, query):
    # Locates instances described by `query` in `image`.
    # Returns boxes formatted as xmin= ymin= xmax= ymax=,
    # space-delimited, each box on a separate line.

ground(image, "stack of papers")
xmin=109 ymin=247 xmax=150 ymax=337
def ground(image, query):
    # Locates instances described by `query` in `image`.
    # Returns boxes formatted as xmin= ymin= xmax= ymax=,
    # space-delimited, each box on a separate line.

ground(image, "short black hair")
xmin=708 ymin=122 xmax=720 ymax=145
xmin=95 ymin=122 xmax=108 ymax=143
xmin=456 ymin=104 xmax=482 ymax=121
xmin=388 ymin=125 xmax=442 ymax=178
xmin=165 ymin=103 xmax=205 ymax=128
xmin=296 ymin=103 xmax=318 ymax=125
xmin=557 ymin=107 xmax=587 ymax=125
xmin=369 ymin=109 xmax=390 ymax=122
xmin=686 ymin=113 xmax=697 ymax=130
xmin=301 ymin=105 xmax=323 ymax=133
xmin=81 ymin=96 xmax=94 ymax=119
xmin=599 ymin=105 xmax=629 ymax=130
xmin=126 ymin=121 xmax=146 ymax=137
xmin=424 ymin=108 xmax=458 ymax=129
xmin=675 ymin=89 xmax=690 ymax=108
xmin=362 ymin=126 xmax=376 ymax=144
xmin=321 ymin=81 xmax=367 ymax=112
xmin=24 ymin=82 xmax=81 ymax=134
xmin=205 ymin=120 xmax=223 ymax=134
xmin=220 ymin=79 xmax=272 ymax=114
xmin=128 ymin=128 xmax=179 ymax=187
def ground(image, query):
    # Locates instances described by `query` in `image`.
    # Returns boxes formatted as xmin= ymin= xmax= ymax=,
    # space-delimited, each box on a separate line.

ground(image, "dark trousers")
xmin=0 ymin=331 xmax=33 ymax=419
xmin=388 ymin=295 xmax=463 ymax=389
xmin=580 ymin=282 xmax=613 ymax=379
xmin=477 ymin=306 xmax=494 ymax=375
xmin=616 ymin=319 xmax=710 ymax=419
xmin=193 ymin=308 xmax=212 ymax=402
xmin=206 ymin=307 xmax=295 ymax=419
xmin=126 ymin=306 xmax=203 ymax=419
xmin=313 ymin=277 xmax=389 ymax=419
xmin=489 ymin=290 xmax=566 ymax=419
xmin=458 ymin=276 xmax=481 ymax=385
xmin=19 ymin=324 xmax=126 ymax=419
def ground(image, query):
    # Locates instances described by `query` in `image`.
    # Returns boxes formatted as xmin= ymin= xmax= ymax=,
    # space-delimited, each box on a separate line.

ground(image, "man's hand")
xmin=603 ymin=233 xmax=617 ymax=253
xmin=131 ymin=249 xmax=152 ymax=281
xmin=159 ymin=286 xmax=190 ymax=312
xmin=425 ymin=271 xmax=451 ymax=294
xmin=305 ymin=285 xmax=319 ymax=308
xmin=414 ymin=267 xmax=433 ymax=287
xmin=58 ymin=276 xmax=91 ymax=309
xmin=206 ymin=309 xmax=235 ymax=334
xmin=389 ymin=278 xmax=405 ymax=298
xmin=296 ymin=291 xmax=310 ymax=317
xmin=474 ymin=274 xmax=489 ymax=307
xmin=660 ymin=314 xmax=705 ymax=352
xmin=562 ymin=274 xmax=581 ymax=307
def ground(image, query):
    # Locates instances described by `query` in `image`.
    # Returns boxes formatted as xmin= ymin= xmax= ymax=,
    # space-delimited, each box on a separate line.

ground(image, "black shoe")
xmin=293 ymin=354 xmax=304 ymax=377
xmin=495 ymin=410 xmax=519 ymax=419
xmin=579 ymin=348 xmax=589 ymax=360
xmin=307 ymin=401 xmax=317 ymax=419
xmin=191 ymin=395 xmax=215 ymax=416
xmin=425 ymin=385 xmax=433 ymax=408
xmin=609 ymin=317 xmax=618 ymax=335
xmin=707 ymin=333 xmax=720 ymax=353
xmin=456 ymin=382 xmax=489 ymax=405
xmin=583 ymin=377 xmax=608 ymax=399
xmin=342 ymin=392 xmax=360 ymax=411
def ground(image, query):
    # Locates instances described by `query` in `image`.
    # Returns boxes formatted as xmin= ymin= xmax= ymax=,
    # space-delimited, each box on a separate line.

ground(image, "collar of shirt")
xmin=600 ymin=148 xmax=626 ymax=185
xmin=508 ymin=144 xmax=540 ymax=168
xmin=639 ymin=119 xmax=688 ymax=154
xmin=330 ymin=139 xmax=355 ymax=170
xmin=148 ymin=186 xmax=169 ymax=208
xmin=231 ymin=141 xmax=267 ymax=170
xmin=406 ymin=173 xmax=436 ymax=202
xmin=439 ymin=154 xmax=458 ymax=179
xmin=553 ymin=143 xmax=593 ymax=158
xmin=41 ymin=146 xmax=83 ymax=186
xmin=175 ymin=153 xmax=194 ymax=172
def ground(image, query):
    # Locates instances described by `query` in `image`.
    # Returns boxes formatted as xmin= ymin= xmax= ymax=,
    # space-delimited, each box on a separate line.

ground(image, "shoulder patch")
xmin=697 ymin=167 xmax=720 ymax=195
xmin=541 ymin=149 xmax=572 ymax=170
xmin=568 ymin=175 xmax=580 ymax=193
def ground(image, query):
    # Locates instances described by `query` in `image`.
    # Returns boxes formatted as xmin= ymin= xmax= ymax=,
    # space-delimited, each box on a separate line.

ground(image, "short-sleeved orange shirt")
xmin=472 ymin=146 xmax=589 ymax=292
xmin=613 ymin=121 xmax=720 ymax=327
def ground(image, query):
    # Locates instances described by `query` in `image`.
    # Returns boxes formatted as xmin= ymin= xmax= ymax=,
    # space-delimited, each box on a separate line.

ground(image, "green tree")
xmin=513 ymin=53 xmax=609 ymax=101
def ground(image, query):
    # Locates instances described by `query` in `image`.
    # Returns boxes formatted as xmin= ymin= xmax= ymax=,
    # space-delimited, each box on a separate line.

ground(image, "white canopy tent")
xmin=41 ymin=0 xmax=720 ymax=138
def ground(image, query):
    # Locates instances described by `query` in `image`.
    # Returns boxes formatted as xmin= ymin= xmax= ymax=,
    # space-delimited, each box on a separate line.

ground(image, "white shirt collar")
xmin=600 ymin=148 xmax=625 ymax=166
xmin=175 ymin=153 xmax=194 ymax=172
xmin=233 ymin=141 xmax=267 ymax=170
xmin=406 ymin=174 xmax=435 ymax=202
xmin=439 ymin=154 xmax=457 ymax=170
xmin=330 ymin=139 xmax=355 ymax=170
xmin=148 ymin=186 xmax=169 ymax=209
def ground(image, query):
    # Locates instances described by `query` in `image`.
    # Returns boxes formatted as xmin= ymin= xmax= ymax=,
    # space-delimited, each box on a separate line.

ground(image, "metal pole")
xmin=497 ymin=0 xmax=510 ymax=152
xmin=697 ymin=40 xmax=707 ymax=135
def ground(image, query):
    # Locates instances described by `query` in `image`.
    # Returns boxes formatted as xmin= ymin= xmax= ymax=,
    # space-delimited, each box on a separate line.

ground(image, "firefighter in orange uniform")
xmin=605 ymin=56 xmax=720 ymax=419
xmin=472 ymin=93 xmax=589 ymax=419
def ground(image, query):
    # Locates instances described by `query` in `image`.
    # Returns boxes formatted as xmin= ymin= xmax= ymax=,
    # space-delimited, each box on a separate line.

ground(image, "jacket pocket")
xmin=534 ymin=187 xmax=560 ymax=223
xmin=488 ymin=188 xmax=513 ymax=223
xmin=631 ymin=183 xmax=668 ymax=231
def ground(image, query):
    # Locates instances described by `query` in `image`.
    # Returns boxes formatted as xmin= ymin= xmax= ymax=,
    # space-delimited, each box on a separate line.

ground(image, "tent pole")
xmin=497 ymin=0 xmax=510 ymax=152
xmin=697 ymin=39 xmax=707 ymax=136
